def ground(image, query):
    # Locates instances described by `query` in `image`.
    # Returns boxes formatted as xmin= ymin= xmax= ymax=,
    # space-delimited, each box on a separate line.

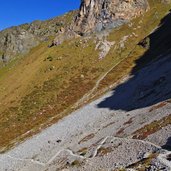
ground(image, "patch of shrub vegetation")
xmin=44 ymin=55 xmax=53 ymax=62
xmin=71 ymin=160 xmax=81 ymax=166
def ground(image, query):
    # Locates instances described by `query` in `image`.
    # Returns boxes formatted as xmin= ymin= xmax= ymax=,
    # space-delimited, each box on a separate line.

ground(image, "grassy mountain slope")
xmin=0 ymin=0 xmax=170 ymax=152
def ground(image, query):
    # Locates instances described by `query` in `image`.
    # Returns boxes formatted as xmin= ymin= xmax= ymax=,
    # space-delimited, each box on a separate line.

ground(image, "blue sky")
xmin=0 ymin=0 xmax=80 ymax=30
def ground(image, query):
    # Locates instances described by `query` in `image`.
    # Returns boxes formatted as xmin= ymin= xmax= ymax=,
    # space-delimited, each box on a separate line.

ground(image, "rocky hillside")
xmin=0 ymin=0 xmax=150 ymax=61
xmin=0 ymin=1 xmax=171 ymax=170
xmin=1 ymin=0 xmax=171 ymax=63
xmin=0 ymin=11 xmax=76 ymax=61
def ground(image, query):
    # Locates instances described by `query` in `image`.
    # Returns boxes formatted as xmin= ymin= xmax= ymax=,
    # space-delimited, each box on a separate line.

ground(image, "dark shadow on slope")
xmin=162 ymin=137 xmax=171 ymax=151
xmin=97 ymin=11 xmax=171 ymax=111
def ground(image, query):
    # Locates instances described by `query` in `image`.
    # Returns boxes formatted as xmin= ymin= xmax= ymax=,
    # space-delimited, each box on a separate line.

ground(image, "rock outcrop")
xmin=0 ymin=11 xmax=76 ymax=61
xmin=74 ymin=0 xmax=149 ymax=34
xmin=0 ymin=28 xmax=39 ymax=60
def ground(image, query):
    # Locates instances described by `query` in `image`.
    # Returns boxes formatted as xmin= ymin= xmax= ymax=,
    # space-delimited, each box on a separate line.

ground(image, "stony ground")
xmin=1 ymin=52 xmax=171 ymax=171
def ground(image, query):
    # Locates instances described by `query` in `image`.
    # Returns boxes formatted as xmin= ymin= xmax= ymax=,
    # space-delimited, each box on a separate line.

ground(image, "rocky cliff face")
xmin=74 ymin=0 xmax=149 ymax=34
xmin=0 ymin=27 xmax=39 ymax=61
xmin=0 ymin=21 xmax=56 ymax=61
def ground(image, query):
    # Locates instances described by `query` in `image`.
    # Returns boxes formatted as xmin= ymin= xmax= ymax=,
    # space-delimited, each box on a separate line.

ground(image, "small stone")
xmin=81 ymin=74 xmax=85 ymax=79
xmin=143 ymin=152 xmax=151 ymax=159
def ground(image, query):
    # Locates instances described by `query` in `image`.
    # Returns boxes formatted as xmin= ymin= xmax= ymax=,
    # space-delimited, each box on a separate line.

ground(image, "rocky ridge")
xmin=1 ymin=0 xmax=171 ymax=62
xmin=0 ymin=11 xmax=76 ymax=61
xmin=0 ymin=0 xmax=150 ymax=61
